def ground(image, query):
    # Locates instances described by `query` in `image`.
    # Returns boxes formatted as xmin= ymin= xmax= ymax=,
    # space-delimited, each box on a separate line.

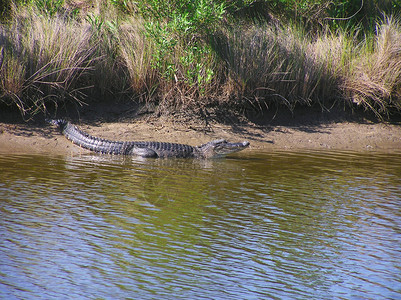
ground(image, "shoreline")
xmin=1 ymin=110 xmax=400 ymax=155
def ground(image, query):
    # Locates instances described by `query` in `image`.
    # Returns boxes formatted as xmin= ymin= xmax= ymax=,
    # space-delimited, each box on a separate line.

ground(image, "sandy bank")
xmin=1 ymin=110 xmax=400 ymax=155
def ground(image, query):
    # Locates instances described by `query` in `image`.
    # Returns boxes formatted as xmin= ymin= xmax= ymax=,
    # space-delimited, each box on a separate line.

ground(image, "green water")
xmin=0 ymin=151 xmax=400 ymax=299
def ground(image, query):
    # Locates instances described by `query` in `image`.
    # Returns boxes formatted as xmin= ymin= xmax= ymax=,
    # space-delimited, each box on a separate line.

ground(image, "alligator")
xmin=48 ymin=119 xmax=250 ymax=158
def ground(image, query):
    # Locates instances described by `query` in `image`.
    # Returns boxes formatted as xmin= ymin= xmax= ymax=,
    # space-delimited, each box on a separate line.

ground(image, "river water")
xmin=0 ymin=151 xmax=400 ymax=299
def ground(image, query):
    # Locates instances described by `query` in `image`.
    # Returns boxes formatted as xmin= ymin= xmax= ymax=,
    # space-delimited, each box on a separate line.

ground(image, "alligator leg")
xmin=47 ymin=119 xmax=249 ymax=158
xmin=130 ymin=147 xmax=158 ymax=158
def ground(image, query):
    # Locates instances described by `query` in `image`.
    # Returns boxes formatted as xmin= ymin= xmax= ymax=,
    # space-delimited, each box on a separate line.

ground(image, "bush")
xmin=112 ymin=0 xmax=225 ymax=89
xmin=1 ymin=0 xmax=400 ymax=119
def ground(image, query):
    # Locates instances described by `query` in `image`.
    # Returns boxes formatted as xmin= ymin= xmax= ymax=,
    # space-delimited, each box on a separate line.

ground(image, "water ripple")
xmin=0 ymin=152 xmax=400 ymax=299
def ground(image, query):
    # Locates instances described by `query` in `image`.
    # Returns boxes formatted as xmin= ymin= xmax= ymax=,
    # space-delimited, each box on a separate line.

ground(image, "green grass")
xmin=1 ymin=0 xmax=401 ymax=119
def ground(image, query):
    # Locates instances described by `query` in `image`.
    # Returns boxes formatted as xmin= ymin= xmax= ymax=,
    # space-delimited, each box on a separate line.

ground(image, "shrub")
xmin=1 ymin=0 xmax=400 ymax=119
xmin=112 ymin=0 xmax=225 ymax=89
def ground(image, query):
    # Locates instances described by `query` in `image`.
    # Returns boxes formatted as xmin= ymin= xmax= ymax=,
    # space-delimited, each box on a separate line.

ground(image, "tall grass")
xmin=118 ymin=17 xmax=156 ymax=100
xmin=342 ymin=17 xmax=401 ymax=117
xmin=215 ymin=25 xmax=340 ymax=111
xmin=1 ymin=1 xmax=401 ymax=119
xmin=0 ymin=4 xmax=95 ymax=116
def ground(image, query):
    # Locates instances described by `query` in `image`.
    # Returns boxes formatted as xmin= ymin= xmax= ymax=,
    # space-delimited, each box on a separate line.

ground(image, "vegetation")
xmin=1 ymin=0 xmax=401 ymax=119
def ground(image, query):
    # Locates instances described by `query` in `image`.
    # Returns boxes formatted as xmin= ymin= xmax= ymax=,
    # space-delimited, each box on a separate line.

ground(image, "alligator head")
xmin=197 ymin=139 xmax=250 ymax=158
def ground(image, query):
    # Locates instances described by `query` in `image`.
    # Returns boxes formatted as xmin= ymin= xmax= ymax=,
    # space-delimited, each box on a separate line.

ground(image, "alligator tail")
xmin=47 ymin=119 xmax=130 ymax=155
xmin=45 ymin=118 xmax=68 ymax=129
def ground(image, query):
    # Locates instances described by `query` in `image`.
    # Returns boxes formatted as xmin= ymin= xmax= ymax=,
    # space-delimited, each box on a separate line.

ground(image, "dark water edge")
xmin=0 ymin=151 xmax=400 ymax=299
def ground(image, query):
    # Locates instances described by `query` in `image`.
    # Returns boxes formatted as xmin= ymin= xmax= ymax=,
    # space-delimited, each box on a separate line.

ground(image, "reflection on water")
xmin=0 ymin=151 xmax=400 ymax=299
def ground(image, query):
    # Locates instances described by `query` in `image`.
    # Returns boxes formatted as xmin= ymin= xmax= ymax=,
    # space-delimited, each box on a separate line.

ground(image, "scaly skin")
xmin=47 ymin=119 xmax=250 ymax=158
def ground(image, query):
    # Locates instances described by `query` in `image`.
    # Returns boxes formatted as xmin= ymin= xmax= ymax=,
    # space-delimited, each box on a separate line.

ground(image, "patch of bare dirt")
xmin=0 ymin=103 xmax=400 ymax=155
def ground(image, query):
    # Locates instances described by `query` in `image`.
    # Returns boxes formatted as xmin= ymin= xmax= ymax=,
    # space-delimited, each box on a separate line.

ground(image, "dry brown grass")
xmin=0 ymin=4 xmax=95 ymax=117
xmin=213 ymin=25 xmax=340 ymax=112
xmin=118 ymin=17 xmax=156 ymax=101
xmin=1 ymin=1 xmax=400 ymax=119
xmin=342 ymin=17 xmax=401 ymax=117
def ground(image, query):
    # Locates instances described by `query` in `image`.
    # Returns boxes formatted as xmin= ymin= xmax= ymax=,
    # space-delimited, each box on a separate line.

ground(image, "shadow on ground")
xmin=1 ymin=100 xmax=400 ymax=144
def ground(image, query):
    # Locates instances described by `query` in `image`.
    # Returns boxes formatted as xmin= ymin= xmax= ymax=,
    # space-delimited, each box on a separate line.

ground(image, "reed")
xmin=341 ymin=17 xmax=401 ymax=118
xmin=0 ymin=4 xmax=95 ymax=116
xmin=213 ymin=24 xmax=340 ymax=111
xmin=117 ymin=17 xmax=158 ymax=102
xmin=1 ymin=1 xmax=400 ymax=119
